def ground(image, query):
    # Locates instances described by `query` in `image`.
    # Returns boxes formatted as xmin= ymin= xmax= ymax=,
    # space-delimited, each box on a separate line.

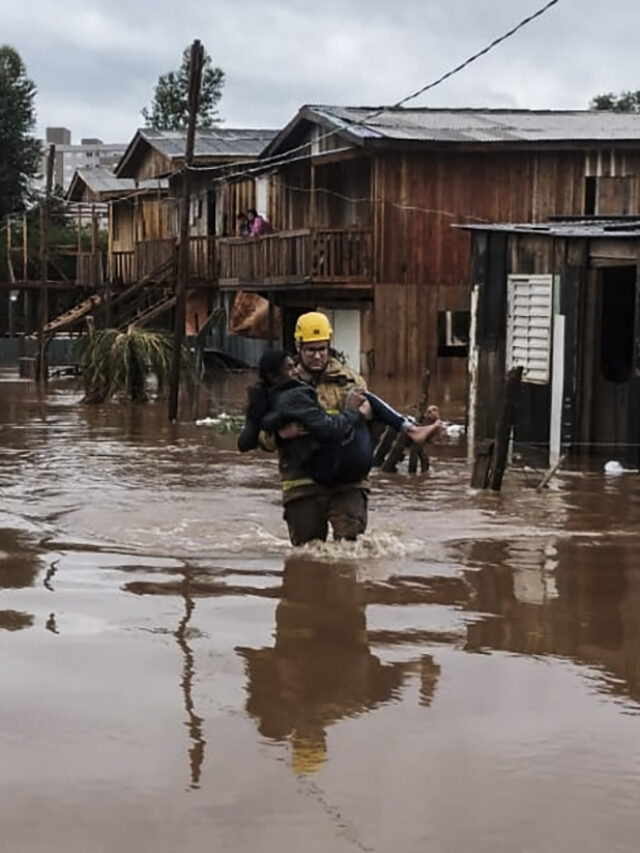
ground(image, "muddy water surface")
xmin=1 ymin=370 xmax=640 ymax=853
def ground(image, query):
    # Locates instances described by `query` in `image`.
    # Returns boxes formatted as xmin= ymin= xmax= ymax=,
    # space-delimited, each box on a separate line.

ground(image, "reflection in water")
xmin=43 ymin=559 xmax=59 ymax=592
xmin=461 ymin=536 xmax=640 ymax=702
xmin=0 ymin=609 xmax=34 ymax=631
xmin=238 ymin=557 xmax=440 ymax=775
xmin=45 ymin=613 xmax=59 ymax=634
xmin=174 ymin=571 xmax=206 ymax=790
xmin=4 ymin=369 xmax=640 ymax=851
xmin=0 ymin=529 xmax=43 ymax=589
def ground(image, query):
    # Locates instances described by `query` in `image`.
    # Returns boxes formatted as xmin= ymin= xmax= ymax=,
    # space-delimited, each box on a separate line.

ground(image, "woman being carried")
xmin=238 ymin=350 xmax=442 ymax=485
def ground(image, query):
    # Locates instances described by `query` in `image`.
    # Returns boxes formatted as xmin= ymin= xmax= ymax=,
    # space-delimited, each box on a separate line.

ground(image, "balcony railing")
xmin=107 ymin=229 xmax=372 ymax=288
xmin=110 ymin=237 xmax=215 ymax=285
xmin=188 ymin=235 xmax=216 ymax=281
xmin=217 ymin=227 xmax=373 ymax=286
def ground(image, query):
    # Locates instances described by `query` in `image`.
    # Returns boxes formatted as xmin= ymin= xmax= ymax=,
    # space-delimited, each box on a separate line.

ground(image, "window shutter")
xmin=506 ymin=274 xmax=553 ymax=384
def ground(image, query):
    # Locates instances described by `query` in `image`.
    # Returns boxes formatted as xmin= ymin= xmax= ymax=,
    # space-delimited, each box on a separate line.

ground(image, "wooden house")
xmin=463 ymin=217 xmax=640 ymax=469
xmin=67 ymin=166 xmax=169 ymax=286
xmin=114 ymin=126 xmax=276 ymax=333
xmin=218 ymin=106 xmax=640 ymax=401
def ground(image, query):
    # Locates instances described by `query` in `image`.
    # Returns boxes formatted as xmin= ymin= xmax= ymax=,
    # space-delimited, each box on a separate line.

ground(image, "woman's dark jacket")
xmin=237 ymin=379 xmax=363 ymax=471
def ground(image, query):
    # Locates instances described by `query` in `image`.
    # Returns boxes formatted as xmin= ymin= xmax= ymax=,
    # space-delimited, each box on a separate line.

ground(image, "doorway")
xmin=584 ymin=265 xmax=637 ymax=456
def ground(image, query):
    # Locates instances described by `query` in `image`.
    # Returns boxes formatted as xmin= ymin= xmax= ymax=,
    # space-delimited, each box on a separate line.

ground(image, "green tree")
xmin=141 ymin=46 xmax=224 ymax=130
xmin=0 ymin=45 xmax=41 ymax=219
xmin=590 ymin=90 xmax=640 ymax=113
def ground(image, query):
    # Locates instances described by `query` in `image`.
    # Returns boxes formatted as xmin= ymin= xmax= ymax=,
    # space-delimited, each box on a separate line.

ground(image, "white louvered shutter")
xmin=506 ymin=274 xmax=553 ymax=384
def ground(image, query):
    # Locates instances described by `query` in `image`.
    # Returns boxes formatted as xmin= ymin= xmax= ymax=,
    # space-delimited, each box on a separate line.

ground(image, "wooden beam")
xmin=489 ymin=366 xmax=523 ymax=491
xmin=6 ymin=217 xmax=16 ymax=284
xmin=36 ymin=143 xmax=55 ymax=382
xmin=168 ymin=39 xmax=204 ymax=422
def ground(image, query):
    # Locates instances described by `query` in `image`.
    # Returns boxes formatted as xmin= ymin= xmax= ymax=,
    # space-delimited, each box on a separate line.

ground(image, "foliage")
xmin=589 ymin=90 xmax=640 ymax=113
xmin=1 ymin=193 xmax=108 ymax=285
xmin=141 ymin=46 xmax=225 ymax=130
xmin=75 ymin=328 xmax=174 ymax=403
xmin=0 ymin=45 xmax=42 ymax=219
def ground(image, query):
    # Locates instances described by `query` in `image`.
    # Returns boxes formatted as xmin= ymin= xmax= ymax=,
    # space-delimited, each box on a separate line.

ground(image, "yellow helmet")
xmin=290 ymin=733 xmax=328 ymax=775
xmin=294 ymin=311 xmax=332 ymax=343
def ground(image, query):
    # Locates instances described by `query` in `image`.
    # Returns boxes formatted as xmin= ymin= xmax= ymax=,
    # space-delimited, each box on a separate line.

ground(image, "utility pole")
xmin=22 ymin=212 xmax=29 ymax=334
xmin=36 ymin=144 xmax=55 ymax=382
xmin=168 ymin=39 xmax=204 ymax=422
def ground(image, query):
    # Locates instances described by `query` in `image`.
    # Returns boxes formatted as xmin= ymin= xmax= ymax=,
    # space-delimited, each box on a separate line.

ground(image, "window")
xmin=506 ymin=274 xmax=553 ymax=384
xmin=437 ymin=310 xmax=470 ymax=356
xmin=584 ymin=175 xmax=637 ymax=215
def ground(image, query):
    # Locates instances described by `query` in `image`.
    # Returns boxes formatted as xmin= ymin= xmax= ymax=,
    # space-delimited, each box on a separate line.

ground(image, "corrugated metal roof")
xmin=67 ymin=167 xmax=168 ymax=200
xmin=140 ymin=127 xmax=277 ymax=159
xmin=308 ymin=106 xmax=640 ymax=144
xmin=71 ymin=167 xmax=135 ymax=194
xmin=459 ymin=218 xmax=640 ymax=238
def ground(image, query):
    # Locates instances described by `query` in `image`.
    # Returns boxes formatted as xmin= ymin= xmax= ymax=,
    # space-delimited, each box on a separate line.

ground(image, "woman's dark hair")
xmin=258 ymin=349 xmax=290 ymax=386
xmin=247 ymin=208 xmax=258 ymax=217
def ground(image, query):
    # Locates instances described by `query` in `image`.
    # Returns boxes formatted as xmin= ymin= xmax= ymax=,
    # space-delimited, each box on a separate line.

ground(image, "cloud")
xmin=3 ymin=0 xmax=639 ymax=144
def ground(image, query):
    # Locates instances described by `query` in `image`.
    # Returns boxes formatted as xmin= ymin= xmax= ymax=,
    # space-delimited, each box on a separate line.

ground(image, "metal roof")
xmin=137 ymin=127 xmax=276 ymax=160
xmin=66 ymin=167 xmax=168 ymax=200
xmin=116 ymin=127 xmax=277 ymax=178
xmin=306 ymin=106 xmax=640 ymax=145
xmin=458 ymin=217 xmax=640 ymax=239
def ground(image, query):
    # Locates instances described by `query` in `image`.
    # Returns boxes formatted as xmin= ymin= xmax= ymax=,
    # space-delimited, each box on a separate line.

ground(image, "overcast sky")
xmin=3 ymin=0 xmax=639 ymax=144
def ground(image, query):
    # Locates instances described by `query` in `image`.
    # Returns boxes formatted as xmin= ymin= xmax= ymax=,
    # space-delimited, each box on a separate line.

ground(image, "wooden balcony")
xmin=107 ymin=230 xmax=372 ymax=290
xmin=188 ymin=236 xmax=216 ymax=282
xmin=110 ymin=240 xmax=175 ymax=285
xmin=110 ymin=237 xmax=216 ymax=285
xmin=217 ymin=228 xmax=373 ymax=289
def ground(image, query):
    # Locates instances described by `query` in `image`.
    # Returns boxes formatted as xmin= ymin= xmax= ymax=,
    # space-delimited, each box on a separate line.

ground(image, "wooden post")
xmin=408 ymin=368 xmax=431 ymax=473
xmin=6 ymin=217 xmax=16 ymax=284
xmin=536 ymin=454 xmax=566 ymax=491
xmin=467 ymin=284 xmax=479 ymax=463
xmin=22 ymin=212 xmax=29 ymax=333
xmin=77 ymin=204 xmax=83 ymax=269
xmin=168 ymin=39 xmax=204 ymax=422
xmin=488 ymin=365 xmax=523 ymax=491
xmin=91 ymin=203 xmax=101 ymax=305
xmin=470 ymin=439 xmax=495 ymax=488
xmin=381 ymin=430 xmax=410 ymax=473
xmin=36 ymin=143 xmax=55 ymax=382
xmin=373 ymin=425 xmax=397 ymax=468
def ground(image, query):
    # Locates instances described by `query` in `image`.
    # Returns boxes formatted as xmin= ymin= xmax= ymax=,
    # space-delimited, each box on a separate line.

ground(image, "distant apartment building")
xmin=36 ymin=127 xmax=127 ymax=192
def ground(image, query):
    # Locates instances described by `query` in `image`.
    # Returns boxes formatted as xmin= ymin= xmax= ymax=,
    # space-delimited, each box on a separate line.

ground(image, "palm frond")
xmin=74 ymin=327 xmax=176 ymax=403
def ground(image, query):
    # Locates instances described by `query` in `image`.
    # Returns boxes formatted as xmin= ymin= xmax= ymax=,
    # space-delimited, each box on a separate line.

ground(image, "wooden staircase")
xmin=43 ymin=256 xmax=176 ymax=336
xmin=123 ymin=293 xmax=177 ymax=330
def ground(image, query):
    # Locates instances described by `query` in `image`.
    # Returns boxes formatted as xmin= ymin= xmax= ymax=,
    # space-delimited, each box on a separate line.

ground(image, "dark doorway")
xmin=584 ymin=264 xmax=638 ymax=462
xmin=600 ymin=266 xmax=635 ymax=383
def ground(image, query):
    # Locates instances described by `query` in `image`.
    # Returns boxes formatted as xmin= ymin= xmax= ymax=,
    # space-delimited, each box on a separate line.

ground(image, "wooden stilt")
xmin=489 ymin=366 xmax=523 ymax=491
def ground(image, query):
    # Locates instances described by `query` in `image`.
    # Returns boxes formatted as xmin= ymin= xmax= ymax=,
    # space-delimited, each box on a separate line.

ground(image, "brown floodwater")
xmin=1 ymin=368 xmax=640 ymax=853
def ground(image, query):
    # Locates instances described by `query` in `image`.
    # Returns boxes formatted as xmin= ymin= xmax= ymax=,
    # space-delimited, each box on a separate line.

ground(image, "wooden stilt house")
xmin=463 ymin=217 xmax=640 ymax=468
xmin=113 ymin=126 xmax=276 ymax=334
xmin=219 ymin=106 xmax=640 ymax=401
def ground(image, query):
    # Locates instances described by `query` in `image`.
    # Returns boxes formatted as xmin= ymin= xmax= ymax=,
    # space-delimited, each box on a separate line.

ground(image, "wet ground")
xmin=1 ymin=369 xmax=640 ymax=853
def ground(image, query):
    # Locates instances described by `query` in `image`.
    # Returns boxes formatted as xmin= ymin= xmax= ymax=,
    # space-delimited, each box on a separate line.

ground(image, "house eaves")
xmin=116 ymin=127 xmax=277 ymax=178
xmin=262 ymin=105 xmax=640 ymax=161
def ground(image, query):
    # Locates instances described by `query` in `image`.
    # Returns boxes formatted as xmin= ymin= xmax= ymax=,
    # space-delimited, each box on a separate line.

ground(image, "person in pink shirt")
xmin=247 ymin=208 xmax=271 ymax=237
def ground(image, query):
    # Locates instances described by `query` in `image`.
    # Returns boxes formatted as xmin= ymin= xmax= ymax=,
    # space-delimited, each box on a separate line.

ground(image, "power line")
xmin=278 ymin=180 xmax=494 ymax=223
xmin=190 ymin=0 xmax=564 ymax=184
xmin=370 ymin=0 xmax=562 ymax=118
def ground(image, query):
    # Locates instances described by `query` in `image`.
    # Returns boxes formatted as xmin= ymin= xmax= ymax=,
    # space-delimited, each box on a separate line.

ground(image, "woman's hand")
xmin=278 ymin=422 xmax=308 ymax=439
